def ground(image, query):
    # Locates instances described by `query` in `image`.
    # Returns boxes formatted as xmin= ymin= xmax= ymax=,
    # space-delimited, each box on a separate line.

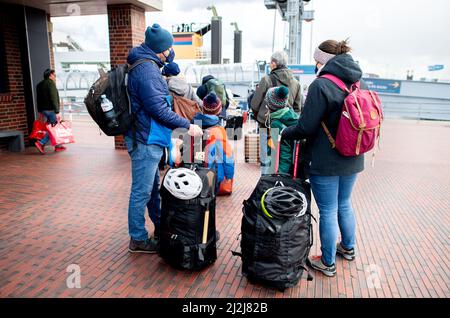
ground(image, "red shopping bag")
xmin=46 ymin=121 xmax=75 ymax=145
xmin=29 ymin=118 xmax=47 ymax=140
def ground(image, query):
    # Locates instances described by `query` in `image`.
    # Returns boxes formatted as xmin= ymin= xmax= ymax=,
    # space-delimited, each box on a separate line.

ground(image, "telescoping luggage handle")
xmin=274 ymin=134 xmax=301 ymax=180
xmin=189 ymin=135 xmax=215 ymax=246
xmin=247 ymin=110 xmax=259 ymax=134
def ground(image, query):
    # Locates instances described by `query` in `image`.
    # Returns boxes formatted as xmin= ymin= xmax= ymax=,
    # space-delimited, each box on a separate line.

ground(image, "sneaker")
xmin=215 ymin=230 xmax=220 ymax=242
xmin=54 ymin=145 xmax=66 ymax=152
xmin=128 ymin=238 xmax=158 ymax=254
xmin=336 ymin=243 xmax=356 ymax=261
xmin=308 ymin=255 xmax=337 ymax=277
xmin=35 ymin=141 xmax=45 ymax=154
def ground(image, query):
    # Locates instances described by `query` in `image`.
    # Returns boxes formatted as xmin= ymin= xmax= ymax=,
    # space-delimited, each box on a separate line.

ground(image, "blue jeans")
xmin=125 ymin=136 xmax=163 ymax=241
xmin=309 ymin=174 xmax=358 ymax=266
xmin=39 ymin=111 xmax=57 ymax=145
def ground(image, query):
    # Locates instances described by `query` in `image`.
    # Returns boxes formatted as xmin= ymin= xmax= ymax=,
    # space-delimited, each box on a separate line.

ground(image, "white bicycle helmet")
xmin=163 ymin=168 xmax=203 ymax=200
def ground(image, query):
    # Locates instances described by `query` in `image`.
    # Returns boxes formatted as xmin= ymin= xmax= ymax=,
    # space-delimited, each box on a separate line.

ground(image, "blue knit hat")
xmin=162 ymin=62 xmax=180 ymax=76
xmin=265 ymin=86 xmax=289 ymax=112
xmin=145 ymin=23 xmax=173 ymax=53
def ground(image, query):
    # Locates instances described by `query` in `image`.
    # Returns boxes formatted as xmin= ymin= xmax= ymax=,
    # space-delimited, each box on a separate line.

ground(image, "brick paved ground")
xmin=0 ymin=117 xmax=449 ymax=298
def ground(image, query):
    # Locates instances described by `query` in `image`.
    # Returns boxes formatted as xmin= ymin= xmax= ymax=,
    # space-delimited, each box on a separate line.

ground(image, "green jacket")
xmin=36 ymin=78 xmax=60 ymax=113
xmin=250 ymin=66 xmax=301 ymax=125
xmin=269 ymin=107 xmax=299 ymax=174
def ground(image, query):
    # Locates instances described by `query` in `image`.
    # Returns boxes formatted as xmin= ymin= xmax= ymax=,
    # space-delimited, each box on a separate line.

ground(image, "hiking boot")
xmin=128 ymin=238 xmax=158 ymax=254
xmin=54 ymin=145 xmax=66 ymax=152
xmin=336 ymin=242 xmax=356 ymax=261
xmin=35 ymin=141 xmax=45 ymax=154
xmin=308 ymin=255 xmax=337 ymax=277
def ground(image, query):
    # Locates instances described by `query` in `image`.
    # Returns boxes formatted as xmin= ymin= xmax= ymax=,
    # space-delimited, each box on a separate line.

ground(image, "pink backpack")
xmin=320 ymin=74 xmax=383 ymax=157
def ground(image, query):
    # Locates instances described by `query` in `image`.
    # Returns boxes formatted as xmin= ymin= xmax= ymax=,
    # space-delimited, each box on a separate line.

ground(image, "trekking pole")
xmin=191 ymin=135 xmax=195 ymax=164
xmin=274 ymin=134 xmax=281 ymax=174
xmin=202 ymin=170 xmax=215 ymax=244
xmin=292 ymin=140 xmax=300 ymax=180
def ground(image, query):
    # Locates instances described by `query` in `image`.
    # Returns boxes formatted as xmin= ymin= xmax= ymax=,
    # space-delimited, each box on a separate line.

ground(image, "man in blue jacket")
xmin=126 ymin=23 xmax=203 ymax=253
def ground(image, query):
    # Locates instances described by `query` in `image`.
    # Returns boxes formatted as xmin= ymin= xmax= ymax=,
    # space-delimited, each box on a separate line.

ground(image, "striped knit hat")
xmin=202 ymin=92 xmax=222 ymax=115
xmin=265 ymin=86 xmax=289 ymax=112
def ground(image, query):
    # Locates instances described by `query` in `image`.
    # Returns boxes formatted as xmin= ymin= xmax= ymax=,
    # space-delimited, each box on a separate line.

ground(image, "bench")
xmin=0 ymin=130 xmax=25 ymax=152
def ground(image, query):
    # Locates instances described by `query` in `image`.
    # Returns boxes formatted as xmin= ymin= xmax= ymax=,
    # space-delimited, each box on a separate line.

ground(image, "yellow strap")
xmin=356 ymin=129 xmax=364 ymax=155
xmin=352 ymin=92 xmax=366 ymax=129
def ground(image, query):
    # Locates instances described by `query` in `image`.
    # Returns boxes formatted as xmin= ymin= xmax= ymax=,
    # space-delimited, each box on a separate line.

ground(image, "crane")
xmin=265 ymin=0 xmax=312 ymax=64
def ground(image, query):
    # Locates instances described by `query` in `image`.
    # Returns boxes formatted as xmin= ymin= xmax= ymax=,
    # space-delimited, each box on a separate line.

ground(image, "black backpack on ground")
xmin=84 ymin=59 xmax=154 ymax=136
xmin=159 ymin=165 xmax=218 ymax=270
xmin=233 ymin=141 xmax=314 ymax=291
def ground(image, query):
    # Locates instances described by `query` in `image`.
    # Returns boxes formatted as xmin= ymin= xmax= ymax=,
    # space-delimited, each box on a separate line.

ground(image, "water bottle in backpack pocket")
xmin=100 ymin=95 xmax=119 ymax=128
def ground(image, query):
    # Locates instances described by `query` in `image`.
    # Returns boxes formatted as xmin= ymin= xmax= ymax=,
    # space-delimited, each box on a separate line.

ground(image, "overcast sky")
xmin=52 ymin=0 xmax=450 ymax=80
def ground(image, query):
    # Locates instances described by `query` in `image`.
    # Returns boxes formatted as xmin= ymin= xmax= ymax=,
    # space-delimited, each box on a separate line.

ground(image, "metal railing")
xmin=59 ymin=90 xmax=450 ymax=123
xmin=61 ymin=96 xmax=250 ymax=118
xmin=381 ymin=101 xmax=450 ymax=121
xmin=60 ymin=97 xmax=89 ymax=121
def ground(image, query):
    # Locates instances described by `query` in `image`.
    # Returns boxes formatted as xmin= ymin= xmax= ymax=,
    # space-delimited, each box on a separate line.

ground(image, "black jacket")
xmin=282 ymin=54 xmax=365 ymax=176
xmin=36 ymin=78 xmax=60 ymax=113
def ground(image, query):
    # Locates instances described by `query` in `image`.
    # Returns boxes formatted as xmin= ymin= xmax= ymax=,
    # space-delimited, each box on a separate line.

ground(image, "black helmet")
xmin=261 ymin=186 xmax=307 ymax=219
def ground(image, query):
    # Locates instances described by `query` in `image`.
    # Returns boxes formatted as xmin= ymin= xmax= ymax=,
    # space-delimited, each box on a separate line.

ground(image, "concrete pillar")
xmin=107 ymin=4 xmax=145 ymax=150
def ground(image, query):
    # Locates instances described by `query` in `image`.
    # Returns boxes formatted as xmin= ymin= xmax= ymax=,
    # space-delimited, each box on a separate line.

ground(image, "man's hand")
xmin=188 ymin=124 xmax=203 ymax=137
xmin=56 ymin=113 xmax=62 ymax=122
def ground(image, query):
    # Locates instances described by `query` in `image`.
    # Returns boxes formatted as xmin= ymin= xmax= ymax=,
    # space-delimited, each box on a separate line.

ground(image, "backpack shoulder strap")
xmin=320 ymin=74 xmax=351 ymax=93
xmin=127 ymin=58 xmax=156 ymax=73
xmin=125 ymin=58 xmax=156 ymax=151
xmin=319 ymin=74 xmax=347 ymax=149
xmin=125 ymin=58 xmax=156 ymax=89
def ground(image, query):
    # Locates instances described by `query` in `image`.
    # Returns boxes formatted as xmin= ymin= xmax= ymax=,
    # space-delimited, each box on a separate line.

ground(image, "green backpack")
xmin=206 ymin=78 xmax=227 ymax=107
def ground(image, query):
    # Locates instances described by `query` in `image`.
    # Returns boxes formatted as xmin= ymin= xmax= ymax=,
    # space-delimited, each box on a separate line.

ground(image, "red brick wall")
xmin=0 ymin=8 xmax=28 ymax=150
xmin=107 ymin=4 xmax=145 ymax=150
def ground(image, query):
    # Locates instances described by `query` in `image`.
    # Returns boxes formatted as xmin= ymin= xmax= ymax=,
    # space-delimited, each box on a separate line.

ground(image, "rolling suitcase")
xmin=244 ymin=114 xmax=260 ymax=163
